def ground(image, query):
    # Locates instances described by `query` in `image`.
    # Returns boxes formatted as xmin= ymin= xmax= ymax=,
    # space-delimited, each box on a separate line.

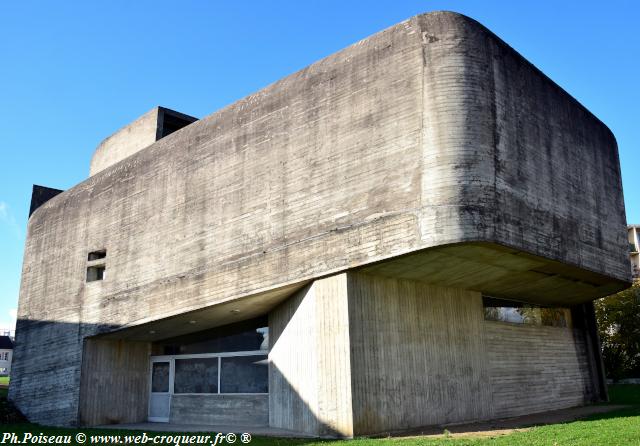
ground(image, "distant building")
xmin=629 ymin=225 xmax=640 ymax=281
xmin=0 ymin=328 xmax=15 ymax=340
xmin=10 ymin=11 xmax=631 ymax=437
xmin=0 ymin=336 xmax=13 ymax=376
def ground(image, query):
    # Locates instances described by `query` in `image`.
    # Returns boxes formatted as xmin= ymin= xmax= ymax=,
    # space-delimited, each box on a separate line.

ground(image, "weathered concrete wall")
xmin=269 ymin=275 xmax=353 ymax=437
xmin=89 ymin=108 xmax=160 ymax=176
xmin=348 ymin=272 xmax=596 ymax=434
xmin=78 ymin=339 xmax=151 ymax=426
xmin=12 ymin=11 xmax=628 ymax=426
xmin=170 ymin=395 xmax=268 ymax=426
xmin=89 ymin=107 xmax=197 ymax=176
xmin=485 ymin=322 xmax=594 ymax=417
xmin=416 ymin=13 xmax=627 ymax=279
xmin=8 ymin=320 xmax=83 ymax=426
xmin=347 ymin=273 xmax=492 ymax=434
xmin=269 ymin=271 xmax=596 ymax=436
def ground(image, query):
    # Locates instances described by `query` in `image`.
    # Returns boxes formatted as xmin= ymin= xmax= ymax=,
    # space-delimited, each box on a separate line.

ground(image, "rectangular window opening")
xmin=174 ymin=358 xmax=219 ymax=394
xmin=88 ymin=250 xmax=107 ymax=261
xmin=482 ymin=296 xmax=571 ymax=328
xmin=220 ymin=354 xmax=268 ymax=394
xmin=86 ymin=265 xmax=106 ymax=282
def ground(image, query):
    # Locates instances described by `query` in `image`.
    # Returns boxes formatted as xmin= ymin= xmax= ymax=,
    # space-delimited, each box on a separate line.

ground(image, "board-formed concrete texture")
xmin=89 ymin=107 xmax=197 ymax=176
xmin=10 ymin=11 xmax=630 ymax=436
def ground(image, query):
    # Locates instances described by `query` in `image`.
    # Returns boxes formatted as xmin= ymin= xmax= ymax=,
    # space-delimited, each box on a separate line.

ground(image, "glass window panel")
xmin=159 ymin=319 xmax=269 ymax=355
xmin=174 ymin=358 xmax=218 ymax=394
xmin=482 ymin=296 xmax=571 ymax=328
xmin=151 ymin=362 xmax=169 ymax=393
xmin=541 ymin=308 xmax=571 ymax=327
xmin=220 ymin=355 xmax=268 ymax=394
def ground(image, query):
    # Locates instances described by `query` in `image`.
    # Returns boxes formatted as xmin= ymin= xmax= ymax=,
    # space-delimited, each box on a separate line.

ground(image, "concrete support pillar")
xmin=268 ymin=274 xmax=353 ymax=437
xmin=78 ymin=339 xmax=151 ymax=426
xmin=268 ymin=271 xmax=489 ymax=437
xmin=270 ymin=271 xmax=601 ymax=437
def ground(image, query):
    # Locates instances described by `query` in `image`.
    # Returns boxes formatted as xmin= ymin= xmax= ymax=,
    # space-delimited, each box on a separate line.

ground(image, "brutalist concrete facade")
xmin=10 ymin=11 xmax=630 ymax=436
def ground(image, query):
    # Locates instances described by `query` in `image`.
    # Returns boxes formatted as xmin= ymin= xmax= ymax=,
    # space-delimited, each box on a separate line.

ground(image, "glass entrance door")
xmin=148 ymin=359 xmax=172 ymax=422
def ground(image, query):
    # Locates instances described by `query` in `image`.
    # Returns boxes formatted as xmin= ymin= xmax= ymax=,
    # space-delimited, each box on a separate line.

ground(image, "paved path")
xmin=98 ymin=423 xmax=313 ymax=438
xmin=100 ymin=404 xmax=629 ymax=439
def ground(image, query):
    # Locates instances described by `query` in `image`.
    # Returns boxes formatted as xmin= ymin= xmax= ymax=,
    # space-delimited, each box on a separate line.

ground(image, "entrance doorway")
xmin=148 ymin=359 xmax=172 ymax=422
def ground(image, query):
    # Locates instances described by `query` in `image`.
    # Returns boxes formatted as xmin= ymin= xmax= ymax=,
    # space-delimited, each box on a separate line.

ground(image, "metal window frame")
xmin=148 ymin=358 xmax=173 ymax=422
xmin=149 ymin=350 xmax=269 ymax=398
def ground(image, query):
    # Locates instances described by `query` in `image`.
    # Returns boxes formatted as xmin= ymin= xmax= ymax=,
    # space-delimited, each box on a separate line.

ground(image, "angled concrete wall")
xmin=269 ymin=276 xmax=353 ymax=437
xmin=78 ymin=339 xmax=151 ymax=426
xmin=269 ymin=271 xmax=596 ymax=436
xmin=485 ymin=323 xmax=594 ymax=418
xmin=89 ymin=107 xmax=197 ymax=176
xmin=89 ymin=107 xmax=160 ymax=177
xmin=415 ymin=12 xmax=627 ymax=280
xmin=347 ymin=273 xmax=492 ymax=433
xmin=12 ymin=11 xmax=628 ymax=426
xmin=9 ymin=320 xmax=83 ymax=425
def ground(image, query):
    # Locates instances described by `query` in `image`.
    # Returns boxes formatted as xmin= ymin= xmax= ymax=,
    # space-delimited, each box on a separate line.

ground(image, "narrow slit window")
xmin=482 ymin=296 xmax=571 ymax=328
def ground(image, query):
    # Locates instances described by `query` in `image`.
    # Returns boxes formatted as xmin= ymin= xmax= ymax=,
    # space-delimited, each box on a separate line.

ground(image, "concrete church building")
xmin=10 ymin=11 xmax=631 ymax=437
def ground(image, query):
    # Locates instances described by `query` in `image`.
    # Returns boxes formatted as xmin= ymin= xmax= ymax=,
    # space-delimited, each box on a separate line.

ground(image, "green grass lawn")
xmin=0 ymin=376 xmax=9 ymax=386
xmin=1 ymin=386 xmax=639 ymax=445
xmin=607 ymin=384 xmax=640 ymax=405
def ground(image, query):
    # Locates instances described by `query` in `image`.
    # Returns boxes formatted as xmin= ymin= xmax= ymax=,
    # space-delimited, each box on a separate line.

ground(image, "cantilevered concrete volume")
xmin=10 ymin=11 xmax=630 ymax=437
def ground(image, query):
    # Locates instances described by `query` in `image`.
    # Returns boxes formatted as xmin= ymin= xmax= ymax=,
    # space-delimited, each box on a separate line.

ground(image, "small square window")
xmin=88 ymin=250 xmax=106 ymax=261
xmin=87 ymin=265 xmax=106 ymax=282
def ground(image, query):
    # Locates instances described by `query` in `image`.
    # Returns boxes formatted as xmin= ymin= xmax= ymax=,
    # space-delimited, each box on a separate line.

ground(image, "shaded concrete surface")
xmin=98 ymin=405 xmax=628 ymax=440
xmin=28 ymin=184 xmax=63 ymax=217
xmin=372 ymin=404 xmax=629 ymax=439
xmin=97 ymin=422 xmax=314 ymax=438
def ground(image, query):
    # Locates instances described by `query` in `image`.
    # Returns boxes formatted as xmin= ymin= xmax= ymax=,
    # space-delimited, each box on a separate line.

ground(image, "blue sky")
xmin=0 ymin=1 xmax=638 ymax=330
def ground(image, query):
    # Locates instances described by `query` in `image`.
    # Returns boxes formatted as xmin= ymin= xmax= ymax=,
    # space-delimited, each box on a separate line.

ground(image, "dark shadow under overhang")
xmin=93 ymin=241 xmax=629 ymax=342
xmin=358 ymin=241 xmax=630 ymax=306
xmin=95 ymin=281 xmax=308 ymax=342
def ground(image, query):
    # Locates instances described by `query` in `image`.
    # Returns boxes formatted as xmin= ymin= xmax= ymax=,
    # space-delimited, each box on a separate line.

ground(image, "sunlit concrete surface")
xmin=10 ymin=11 xmax=630 ymax=437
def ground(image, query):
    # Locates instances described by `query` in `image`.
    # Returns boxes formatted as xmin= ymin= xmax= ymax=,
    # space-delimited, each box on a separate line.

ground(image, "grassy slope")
xmin=0 ymin=386 xmax=639 ymax=445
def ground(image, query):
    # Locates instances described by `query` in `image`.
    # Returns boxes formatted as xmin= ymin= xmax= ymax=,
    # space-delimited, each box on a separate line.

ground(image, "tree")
xmin=594 ymin=283 xmax=640 ymax=381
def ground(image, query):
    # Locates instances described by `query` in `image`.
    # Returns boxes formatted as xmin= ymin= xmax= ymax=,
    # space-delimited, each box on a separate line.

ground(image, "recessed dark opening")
xmin=160 ymin=111 xmax=197 ymax=138
xmin=156 ymin=316 xmax=269 ymax=355
xmin=87 ymin=265 xmax=106 ymax=282
xmin=88 ymin=250 xmax=106 ymax=261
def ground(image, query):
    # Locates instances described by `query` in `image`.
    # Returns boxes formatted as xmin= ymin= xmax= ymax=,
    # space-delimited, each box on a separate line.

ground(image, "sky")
xmin=0 ymin=0 xmax=638 ymax=330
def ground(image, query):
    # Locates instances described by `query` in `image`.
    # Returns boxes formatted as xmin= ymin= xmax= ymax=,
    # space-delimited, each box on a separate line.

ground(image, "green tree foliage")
xmin=595 ymin=283 xmax=640 ymax=380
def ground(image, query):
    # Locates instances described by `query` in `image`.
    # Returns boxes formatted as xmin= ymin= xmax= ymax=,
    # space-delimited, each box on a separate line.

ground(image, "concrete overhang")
xmin=360 ymin=241 xmax=628 ymax=306
xmin=95 ymin=281 xmax=308 ymax=342
xmin=93 ymin=239 xmax=627 ymax=344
